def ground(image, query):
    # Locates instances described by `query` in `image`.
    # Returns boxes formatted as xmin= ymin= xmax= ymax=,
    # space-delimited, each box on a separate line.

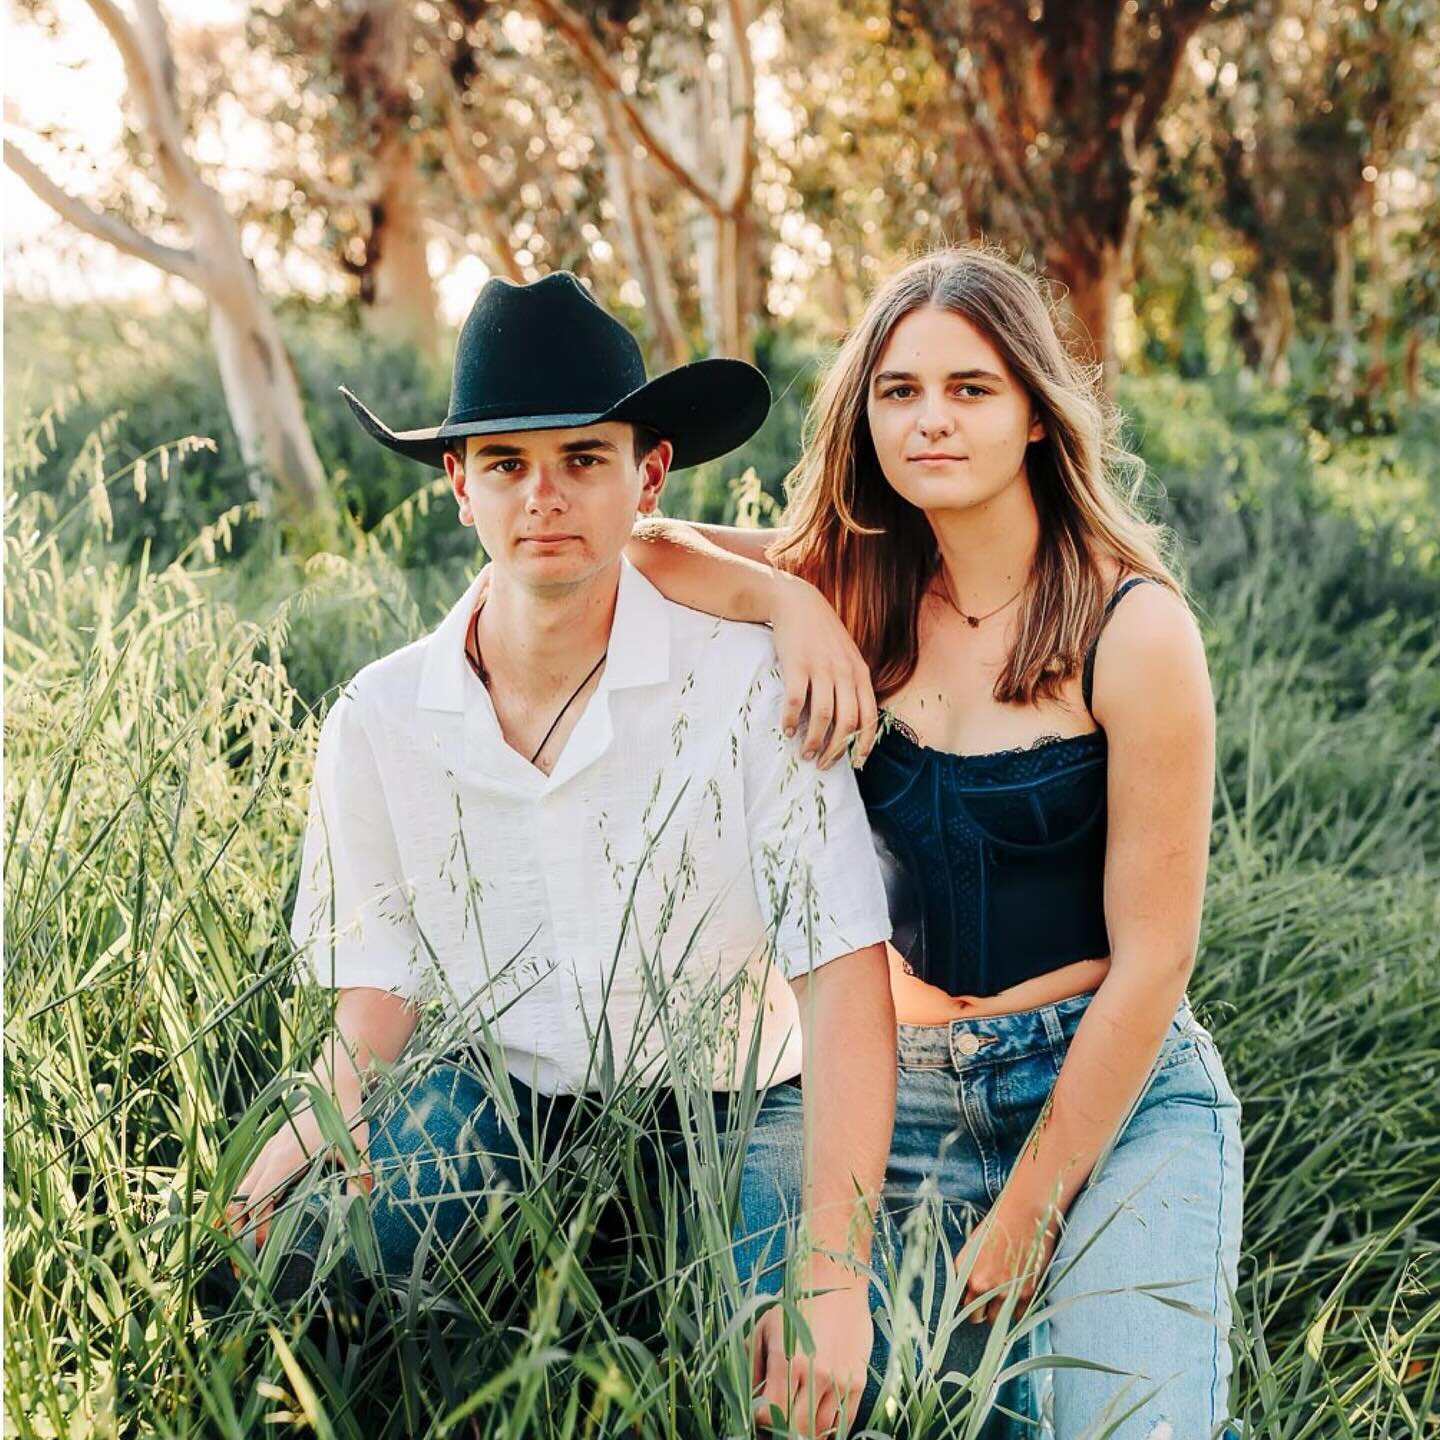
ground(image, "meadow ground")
xmin=4 ymin=319 xmax=1438 ymax=1437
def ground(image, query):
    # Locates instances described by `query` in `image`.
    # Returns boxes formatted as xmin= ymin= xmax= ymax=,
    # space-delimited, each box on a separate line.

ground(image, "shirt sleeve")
xmin=739 ymin=657 xmax=893 ymax=979
xmin=289 ymin=685 xmax=427 ymax=999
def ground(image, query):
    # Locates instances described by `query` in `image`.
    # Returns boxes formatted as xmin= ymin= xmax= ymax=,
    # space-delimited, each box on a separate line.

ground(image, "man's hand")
xmin=224 ymin=1112 xmax=372 ymax=1259
xmin=750 ymin=1273 xmax=872 ymax=1438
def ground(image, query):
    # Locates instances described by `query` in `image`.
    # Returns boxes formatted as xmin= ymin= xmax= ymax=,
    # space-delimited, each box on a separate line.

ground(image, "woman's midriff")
xmin=888 ymin=943 xmax=1110 ymax=1024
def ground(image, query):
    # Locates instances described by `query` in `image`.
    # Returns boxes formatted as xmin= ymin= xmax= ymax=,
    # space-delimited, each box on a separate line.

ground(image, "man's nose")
xmin=525 ymin=464 xmax=567 ymax=513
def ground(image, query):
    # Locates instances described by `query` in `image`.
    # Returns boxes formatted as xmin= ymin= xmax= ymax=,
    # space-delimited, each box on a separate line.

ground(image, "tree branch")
xmin=3 ymin=138 xmax=204 ymax=285
xmin=526 ymin=0 xmax=729 ymax=217
xmin=719 ymin=0 xmax=756 ymax=216
xmin=83 ymin=0 xmax=201 ymax=205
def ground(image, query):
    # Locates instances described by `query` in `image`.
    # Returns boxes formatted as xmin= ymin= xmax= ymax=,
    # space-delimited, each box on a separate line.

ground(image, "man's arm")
xmin=227 ymin=986 xmax=418 ymax=1248
xmin=226 ymin=684 xmax=429 ymax=1250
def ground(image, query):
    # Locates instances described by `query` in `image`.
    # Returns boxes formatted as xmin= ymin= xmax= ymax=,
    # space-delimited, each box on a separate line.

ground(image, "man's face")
xmin=444 ymin=422 xmax=672 ymax=592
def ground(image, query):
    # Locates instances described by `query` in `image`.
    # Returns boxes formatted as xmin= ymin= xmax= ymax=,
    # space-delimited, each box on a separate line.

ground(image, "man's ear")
xmin=444 ymin=448 xmax=474 ymax=522
xmin=635 ymin=438 xmax=673 ymax=515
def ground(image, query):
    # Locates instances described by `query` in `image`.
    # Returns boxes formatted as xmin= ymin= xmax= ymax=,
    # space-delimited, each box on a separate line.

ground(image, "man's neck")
xmin=475 ymin=561 xmax=620 ymax=700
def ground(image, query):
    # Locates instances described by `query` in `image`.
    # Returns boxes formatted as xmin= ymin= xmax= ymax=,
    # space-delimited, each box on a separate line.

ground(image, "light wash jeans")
xmin=733 ymin=990 xmax=1245 ymax=1439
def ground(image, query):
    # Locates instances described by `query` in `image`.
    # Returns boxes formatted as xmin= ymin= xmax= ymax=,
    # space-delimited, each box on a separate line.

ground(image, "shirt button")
xmin=954 ymin=1032 xmax=981 ymax=1057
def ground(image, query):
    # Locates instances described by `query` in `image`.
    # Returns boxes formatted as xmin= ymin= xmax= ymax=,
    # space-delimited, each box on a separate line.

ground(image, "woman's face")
xmin=864 ymin=305 xmax=1044 ymax=515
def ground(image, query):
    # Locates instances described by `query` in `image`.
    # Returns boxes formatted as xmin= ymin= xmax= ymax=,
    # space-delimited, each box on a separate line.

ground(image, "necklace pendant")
xmin=965 ymin=614 xmax=980 ymax=628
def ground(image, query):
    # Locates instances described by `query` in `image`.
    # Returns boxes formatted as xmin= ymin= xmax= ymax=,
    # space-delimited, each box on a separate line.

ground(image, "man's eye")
xmin=492 ymin=458 xmax=524 ymax=474
xmin=570 ymin=453 xmax=603 ymax=468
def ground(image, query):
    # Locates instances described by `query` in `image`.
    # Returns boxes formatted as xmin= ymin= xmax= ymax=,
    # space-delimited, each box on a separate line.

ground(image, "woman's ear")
xmin=1028 ymin=413 xmax=1045 ymax=444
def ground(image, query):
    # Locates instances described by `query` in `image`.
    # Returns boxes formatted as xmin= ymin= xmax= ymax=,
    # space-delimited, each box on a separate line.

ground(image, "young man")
xmin=226 ymin=272 xmax=896 ymax=1433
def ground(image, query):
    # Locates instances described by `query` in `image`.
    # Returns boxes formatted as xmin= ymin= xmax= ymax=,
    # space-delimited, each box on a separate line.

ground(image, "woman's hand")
xmin=769 ymin=573 xmax=878 ymax=770
xmin=224 ymin=1111 xmax=372 ymax=1258
xmin=953 ymin=1193 xmax=1060 ymax=1326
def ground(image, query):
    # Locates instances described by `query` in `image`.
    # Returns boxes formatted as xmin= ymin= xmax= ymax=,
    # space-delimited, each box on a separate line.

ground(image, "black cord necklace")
xmin=465 ymin=604 xmax=607 ymax=766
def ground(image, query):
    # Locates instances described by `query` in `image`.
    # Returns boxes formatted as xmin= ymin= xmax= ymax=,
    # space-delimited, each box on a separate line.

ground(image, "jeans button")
xmin=955 ymin=1032 xmax=981 ymax=1057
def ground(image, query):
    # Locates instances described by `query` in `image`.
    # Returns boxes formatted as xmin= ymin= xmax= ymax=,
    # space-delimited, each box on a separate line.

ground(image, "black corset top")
xmin=856 ymin=720 xmax=1111 ymax=996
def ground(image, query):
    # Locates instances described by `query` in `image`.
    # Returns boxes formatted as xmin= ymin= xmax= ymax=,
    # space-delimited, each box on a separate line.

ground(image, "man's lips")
xmin=520 ymin=534 xmax=577 ymax=543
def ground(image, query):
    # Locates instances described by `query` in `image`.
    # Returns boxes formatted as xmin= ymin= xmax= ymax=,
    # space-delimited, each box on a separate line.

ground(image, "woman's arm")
xmin=626 ymin=517 xmax=878 ymax=768
xmin=952 ymin=583 xmax=1216 ymax=1321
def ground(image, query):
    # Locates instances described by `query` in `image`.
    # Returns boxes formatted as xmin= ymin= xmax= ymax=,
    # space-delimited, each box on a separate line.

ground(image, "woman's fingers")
xmin=819 ymin=684 xmax=861 ymax=769
xmin=800 ymin=677 xmax=836 ymax=761
xmin=853 ymin=678 xmax=879 ymax=769
xmin=782 ymin=675 xmax=810 ymax=739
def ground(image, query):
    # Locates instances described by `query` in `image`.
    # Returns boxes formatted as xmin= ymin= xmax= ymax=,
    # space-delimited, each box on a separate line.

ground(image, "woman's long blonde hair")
xmin=770 ymin=246 xmax=1183 ymax=705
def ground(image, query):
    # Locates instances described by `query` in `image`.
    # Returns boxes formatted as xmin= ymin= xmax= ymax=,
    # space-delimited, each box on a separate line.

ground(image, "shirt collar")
xmin=415 ymin=554 xmax=671 ymax=714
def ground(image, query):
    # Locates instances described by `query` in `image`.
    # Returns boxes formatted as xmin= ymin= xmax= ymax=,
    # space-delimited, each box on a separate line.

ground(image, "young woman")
xmin=623 ymin=247 xmax=1245 ymax=1439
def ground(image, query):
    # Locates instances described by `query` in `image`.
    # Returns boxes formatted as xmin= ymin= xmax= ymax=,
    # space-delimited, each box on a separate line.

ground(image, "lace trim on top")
xmin=885 ymin=712 xmax=1068 ymax=757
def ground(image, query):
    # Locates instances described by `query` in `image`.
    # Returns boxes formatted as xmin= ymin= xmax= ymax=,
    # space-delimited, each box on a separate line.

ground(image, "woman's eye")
xmin=956 ymin=384 xmax=989 ymax=398
xmin=882 ymin=385 xmax=915 ymax=400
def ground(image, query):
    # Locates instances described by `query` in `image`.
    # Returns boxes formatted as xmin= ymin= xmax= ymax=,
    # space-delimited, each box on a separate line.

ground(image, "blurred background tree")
xmin=4 ymin=0 xmax=1438 ymax=540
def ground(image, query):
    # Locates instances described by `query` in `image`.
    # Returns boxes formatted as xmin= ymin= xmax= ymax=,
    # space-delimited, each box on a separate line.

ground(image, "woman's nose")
xmin=916 ymin=406 xmax=955 ymax=439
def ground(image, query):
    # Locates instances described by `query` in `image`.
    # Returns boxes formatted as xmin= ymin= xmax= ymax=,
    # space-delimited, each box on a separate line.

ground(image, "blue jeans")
xmin=268 ymin=1049 xmax=805 ymax=1324
xmin=733 ymin=990 xmax=1245 ymax=1439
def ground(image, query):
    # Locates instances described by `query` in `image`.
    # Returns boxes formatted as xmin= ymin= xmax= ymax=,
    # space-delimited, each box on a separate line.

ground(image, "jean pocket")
xmin=1155 ymin=1025 xmax=1203 ymax=1074
xmin=993 ymin=1047 xmax=1061 ymax=1130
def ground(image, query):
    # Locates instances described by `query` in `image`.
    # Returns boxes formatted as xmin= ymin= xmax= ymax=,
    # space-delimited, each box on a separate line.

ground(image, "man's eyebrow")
xmin=873 ymin=369 xmax=1004 ymax=384
xmin=558 ymin=436 xmax=618 ymax=453
xmin=472 ymin=442 xmax=527 ymax=458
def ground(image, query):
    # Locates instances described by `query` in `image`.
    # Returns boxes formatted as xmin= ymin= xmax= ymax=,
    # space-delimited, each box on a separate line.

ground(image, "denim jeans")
xmin=268 ymin=1049 xmax=805 ymax=1328
xmin=734 ymin=990 xmax=1245 ymax=1439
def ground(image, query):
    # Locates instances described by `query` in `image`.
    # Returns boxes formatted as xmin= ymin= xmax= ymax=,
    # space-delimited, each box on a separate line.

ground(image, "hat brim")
xmin=340 ymin=357 xmax=771 ymax=472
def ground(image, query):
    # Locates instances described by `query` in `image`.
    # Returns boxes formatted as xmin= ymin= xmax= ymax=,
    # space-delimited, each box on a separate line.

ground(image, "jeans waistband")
xmin=895 ymin=990 xmax=1195 ymax=1070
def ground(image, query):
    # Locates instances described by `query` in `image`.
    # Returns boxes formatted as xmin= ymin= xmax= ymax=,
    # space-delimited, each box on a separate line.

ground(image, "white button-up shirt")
xmin=289 ymin=557 xmax=892 ymax=1096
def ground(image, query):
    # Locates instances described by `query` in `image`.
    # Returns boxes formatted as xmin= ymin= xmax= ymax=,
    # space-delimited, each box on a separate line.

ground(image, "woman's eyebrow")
xmin=872 ymin=368 xmax=1004 ymax=384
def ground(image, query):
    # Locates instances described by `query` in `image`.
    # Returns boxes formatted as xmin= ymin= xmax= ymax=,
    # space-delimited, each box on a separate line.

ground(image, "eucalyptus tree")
xmin=4 ymin=0 xmax=337 ymax=542
xmin=895 ymin=0 xmax=1244 ymax=380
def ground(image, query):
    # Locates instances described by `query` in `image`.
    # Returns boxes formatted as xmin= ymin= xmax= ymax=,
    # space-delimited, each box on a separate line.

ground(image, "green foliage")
xmin=5 ymin=334 xmax=1440 ymax=1434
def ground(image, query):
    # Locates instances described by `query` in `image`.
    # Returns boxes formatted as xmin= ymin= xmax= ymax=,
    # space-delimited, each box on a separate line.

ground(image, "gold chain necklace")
xmin=937 ymin=567 xmax=1028 ymax=628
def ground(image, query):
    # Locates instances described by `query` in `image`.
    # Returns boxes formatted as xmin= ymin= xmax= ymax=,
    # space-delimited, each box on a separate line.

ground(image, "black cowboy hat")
xmin=340 ymin=271 xmax=771 ymax=471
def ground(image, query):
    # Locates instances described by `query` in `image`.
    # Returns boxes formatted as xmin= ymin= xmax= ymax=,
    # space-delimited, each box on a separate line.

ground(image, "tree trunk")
xmin=1402 ymin=325 xmax=1422 ymax=404
xmin=1257 ymin=266 xmax=1294 ymax=387
xmin=192 ymin=195 xmax=333 ymax=539
xmin=1363 ymin=187 xmax=1389 ymax=396
xmin=1057 ymin=236 xmax=1123 ymax=385
xmin=367 ymin=136 xmax=441 ymax=360
xmin=207 ymin=276 xmax=333 ymax=539
xmin=5 ymin=0 xmax=338 ymax=544
xmin=598 ymin=92 xmax=688 ymax=368
xmin=1333 ymin=221 xmax=1356 ymax=401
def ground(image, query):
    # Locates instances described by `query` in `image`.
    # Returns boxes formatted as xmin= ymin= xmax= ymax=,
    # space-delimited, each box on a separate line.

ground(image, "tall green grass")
xmin=4 ymin=378 xmax=1438 ymax=1437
